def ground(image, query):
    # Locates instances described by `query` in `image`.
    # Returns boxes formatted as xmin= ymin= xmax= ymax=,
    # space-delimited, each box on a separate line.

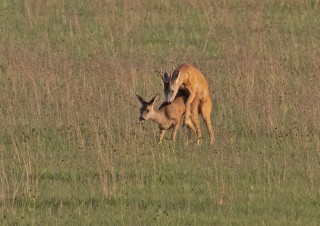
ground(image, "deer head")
xmin=158 ymin=68 xmax=181 ymax=103
xmin=136 ymin=94 xmax=159 ymax=122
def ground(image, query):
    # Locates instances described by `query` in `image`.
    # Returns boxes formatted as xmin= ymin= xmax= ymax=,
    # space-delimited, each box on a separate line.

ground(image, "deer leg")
xmin=184 ymin=92 xmax=195 ymax=125
xmin=171 ymin=121 xmax=181 ymax=143
xmin=184 ymin=118 xmax=198 ymax=144
xmin=159 ymin=129 xmax=166 ymax=144
xmin=200 ymin=97 xmax=214 ymax=144
xmin=190 ymin=98 xmax=202 ymax=143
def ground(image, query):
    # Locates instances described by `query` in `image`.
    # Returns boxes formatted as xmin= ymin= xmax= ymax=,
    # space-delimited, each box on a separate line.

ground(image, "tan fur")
xmin=136 ymin=93 xmax=200 ymax=144
xmin=160 ymin=64 xmax=214 ymax=144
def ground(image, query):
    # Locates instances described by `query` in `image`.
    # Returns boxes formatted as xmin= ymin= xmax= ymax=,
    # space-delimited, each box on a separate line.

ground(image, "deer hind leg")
xmin=159 ymin=129 xmax=166 ymax=144
xmin=171 ymin=120 xmax=181 ymax=143
xmin=184 ymin=116 xmax=199 ymax=144
xmin=200 ymin=97 xmax=214 ymax=144
xmin=190 ymin=98 xmax=202 ymax=144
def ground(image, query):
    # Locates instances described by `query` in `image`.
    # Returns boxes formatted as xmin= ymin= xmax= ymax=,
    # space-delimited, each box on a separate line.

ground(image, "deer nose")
xmin=139 ymin=116 xmax=145 ymax=122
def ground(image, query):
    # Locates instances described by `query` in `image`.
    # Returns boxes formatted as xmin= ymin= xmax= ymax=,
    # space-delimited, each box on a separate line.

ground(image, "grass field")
xmin=1 ymin=0 xmax=320 ymax=225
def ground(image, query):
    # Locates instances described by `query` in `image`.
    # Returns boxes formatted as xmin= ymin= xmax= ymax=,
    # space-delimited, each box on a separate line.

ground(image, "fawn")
xmin=159 ymin=64 xmax=214 ymax=144
xmin=136 ymin=90 xmax=200 ymax=144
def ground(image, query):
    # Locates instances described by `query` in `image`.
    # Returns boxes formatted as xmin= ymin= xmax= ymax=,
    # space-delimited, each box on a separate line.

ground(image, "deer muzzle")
xmin=139 ymin=116 xmax=145 ymax=122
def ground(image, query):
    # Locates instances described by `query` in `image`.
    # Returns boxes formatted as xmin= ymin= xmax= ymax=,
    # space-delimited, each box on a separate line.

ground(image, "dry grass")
xmin=1 ymin=0 xmax=320 ymax=225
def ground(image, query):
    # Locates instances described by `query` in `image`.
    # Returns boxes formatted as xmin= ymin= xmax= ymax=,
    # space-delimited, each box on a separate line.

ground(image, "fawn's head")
xmin=158 ymin=68 xmax=181 ymax=103
xmin=136 ymin=94 xmax=159 ymax=122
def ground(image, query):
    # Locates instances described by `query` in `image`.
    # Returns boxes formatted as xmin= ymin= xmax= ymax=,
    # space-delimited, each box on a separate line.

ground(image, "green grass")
xmin=1 ymin=0 xmax=320 ymax=225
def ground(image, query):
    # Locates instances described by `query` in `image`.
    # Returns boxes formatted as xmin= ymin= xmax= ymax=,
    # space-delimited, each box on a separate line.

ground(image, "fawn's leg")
xmin=159 ymin=129 xmax=165 ymax=144
xmin=184 ymin=117 xmax=198 ymax=143
xmin=171 ymin=121 xmax=181 ymax=143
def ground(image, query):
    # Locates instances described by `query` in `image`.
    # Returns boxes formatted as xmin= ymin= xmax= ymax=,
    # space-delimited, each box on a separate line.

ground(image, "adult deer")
xmin=159 ymin=64 xmax=214 ymax=144
xmin=136 ymin=90 xmax=200 ymax=144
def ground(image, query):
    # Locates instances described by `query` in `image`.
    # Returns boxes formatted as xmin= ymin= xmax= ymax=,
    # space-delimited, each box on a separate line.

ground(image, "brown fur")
xmin=160 ymin=64 xmax=214 ymax=144
xmin=136 ymin=91 xmax=200 ymax=144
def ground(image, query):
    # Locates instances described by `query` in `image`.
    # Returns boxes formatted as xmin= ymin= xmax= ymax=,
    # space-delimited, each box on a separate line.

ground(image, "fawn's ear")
xmin=136 ymin=94 xmax=147 ymax=105
xmin=148 ymin=94 xmax=159 ymax=106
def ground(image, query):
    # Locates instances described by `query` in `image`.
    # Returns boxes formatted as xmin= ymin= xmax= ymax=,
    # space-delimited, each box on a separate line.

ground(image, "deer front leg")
xmin=184 ymin=92 xmax=196 ymax=125
xmin=159 ymin=129 xmax=165 ymax=144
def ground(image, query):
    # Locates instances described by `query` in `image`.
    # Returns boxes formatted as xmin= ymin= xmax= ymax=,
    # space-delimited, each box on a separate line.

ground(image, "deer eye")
xmin=145 ymin=109 xmax=149 ymax=113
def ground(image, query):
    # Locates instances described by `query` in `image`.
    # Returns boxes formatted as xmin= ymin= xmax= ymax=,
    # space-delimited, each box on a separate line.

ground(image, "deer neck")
xmin=151 ymin=109 xmax=169 ymax=127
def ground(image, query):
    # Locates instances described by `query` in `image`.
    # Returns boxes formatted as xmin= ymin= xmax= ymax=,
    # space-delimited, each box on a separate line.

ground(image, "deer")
xmin=136 ymin=90 xmax=201 ymax=144
xmin=159 ymin=64 xmax=214 ymax=144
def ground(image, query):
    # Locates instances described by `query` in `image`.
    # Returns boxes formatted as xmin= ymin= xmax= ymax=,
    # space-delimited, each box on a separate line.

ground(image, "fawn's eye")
xmin=145 ymin=109 xmax=149 ymax=113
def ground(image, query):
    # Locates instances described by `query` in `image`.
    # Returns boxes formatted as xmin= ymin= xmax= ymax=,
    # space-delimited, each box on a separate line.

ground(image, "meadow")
xmin=1 ymin=0 xmax=320 ymax=225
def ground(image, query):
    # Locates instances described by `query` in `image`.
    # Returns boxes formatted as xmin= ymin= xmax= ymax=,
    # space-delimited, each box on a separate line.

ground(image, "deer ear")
xmin=136 ymin=94 xmax=147 ymax=105
xmin=163 ymin=72 xmax=170 ymax=84
xmin=149 ymin=94 xmax=159 ymax=106
xmin=171 ymin=70 xmax=180 ymax=82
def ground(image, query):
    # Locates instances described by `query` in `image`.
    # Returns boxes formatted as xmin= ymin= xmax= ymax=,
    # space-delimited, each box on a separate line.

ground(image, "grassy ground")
xmin=1 ymin=0 xmax=320 ymax=225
